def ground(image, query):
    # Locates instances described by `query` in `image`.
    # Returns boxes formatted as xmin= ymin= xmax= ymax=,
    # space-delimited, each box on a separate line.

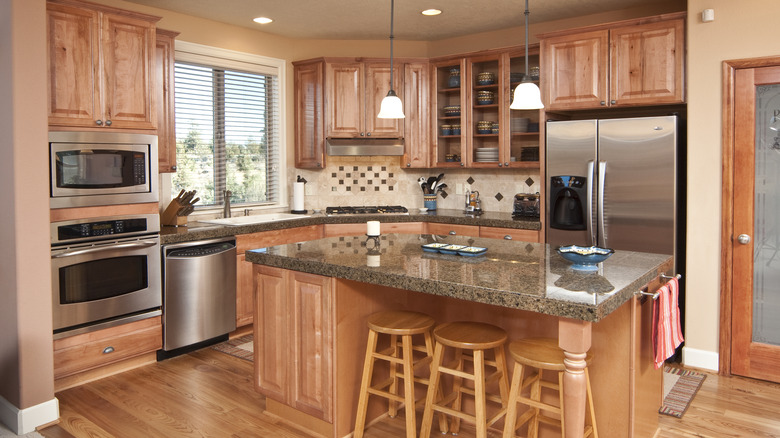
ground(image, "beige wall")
xmin=0 ymin=0 xmax=53 ymax=413
xmin=684 ymin=0 xmax=780 ymax=369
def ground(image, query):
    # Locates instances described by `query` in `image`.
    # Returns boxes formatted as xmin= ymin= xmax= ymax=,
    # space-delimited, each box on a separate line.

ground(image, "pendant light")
xmin=377 ymin=0 xmax=405 ymax=119
xmin=510 ymin=0 xmax=544 ymax=110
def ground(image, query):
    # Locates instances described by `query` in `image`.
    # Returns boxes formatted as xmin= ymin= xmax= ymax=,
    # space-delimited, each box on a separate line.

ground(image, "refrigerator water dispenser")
xmin=549 ymin=176 xmax=587 ymax=230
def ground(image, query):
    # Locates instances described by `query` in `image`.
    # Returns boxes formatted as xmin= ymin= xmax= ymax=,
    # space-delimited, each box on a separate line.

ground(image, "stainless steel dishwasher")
xmin=160 ymin=236 xmax=236 ymax=355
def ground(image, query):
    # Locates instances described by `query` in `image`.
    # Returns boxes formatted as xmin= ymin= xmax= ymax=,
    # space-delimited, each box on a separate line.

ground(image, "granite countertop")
xmin=160 ymin=208 xmax=541 ymax=244
xmin=245 ymin=233 xmax=672 ymax=323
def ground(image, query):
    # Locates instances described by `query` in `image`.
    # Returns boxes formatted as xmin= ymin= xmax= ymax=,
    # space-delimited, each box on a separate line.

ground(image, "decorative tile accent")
xmin=440 ymin=190 xmax=448 ymax=199
xmin=329 ymin=164 xmax=398 ymax=194
xmin=495 ymin=193 xmax=503 ymax=201
xmin=525 ymin=177 xmax=535 ymax=187
xmin=467 ymin=176 xmax=475 ymax=185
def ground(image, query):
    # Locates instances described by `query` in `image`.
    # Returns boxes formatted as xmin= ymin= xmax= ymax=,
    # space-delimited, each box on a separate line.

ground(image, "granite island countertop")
xmin=245 ymin=233 xmax=672 ymax=323
xmin=160 ymin=208 xmax=541 ymax=244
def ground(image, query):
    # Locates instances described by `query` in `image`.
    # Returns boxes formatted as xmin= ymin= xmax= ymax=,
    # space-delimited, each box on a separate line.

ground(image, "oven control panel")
xmin=51 ymin=213 xmax=161 ymax=245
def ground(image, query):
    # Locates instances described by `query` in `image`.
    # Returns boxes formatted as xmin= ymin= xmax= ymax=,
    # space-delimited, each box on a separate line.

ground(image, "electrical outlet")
xmin=304 ymin=184 xmax=314 ymax=196
xmin=455 ymin=183 xmax=464 ymax=195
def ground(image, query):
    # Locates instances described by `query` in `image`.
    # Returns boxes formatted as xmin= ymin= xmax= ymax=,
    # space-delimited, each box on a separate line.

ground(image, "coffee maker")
xmin=512 ymin=193 xmax=540 ymax=219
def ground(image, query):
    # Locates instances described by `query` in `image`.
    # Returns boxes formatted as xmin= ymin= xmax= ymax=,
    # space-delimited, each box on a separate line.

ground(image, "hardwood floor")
xmin=40 ymin=349 xmax=780 ymax=438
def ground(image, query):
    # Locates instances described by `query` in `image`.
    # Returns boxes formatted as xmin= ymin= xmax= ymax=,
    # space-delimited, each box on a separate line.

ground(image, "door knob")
xmin=737 ymin=234 xmax=751 ymax=244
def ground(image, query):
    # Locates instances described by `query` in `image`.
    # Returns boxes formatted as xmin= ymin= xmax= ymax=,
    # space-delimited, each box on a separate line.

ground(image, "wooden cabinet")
xmin=294 ymin=59 xmax=326 ymax=169
xmin=235 ymin=225 xmax=323 ymax=327
xmin=479 ymin=226 xmax=540 ymax=243
xmin=540 ymin=13 xmax=685 ymax=110
xmin=322 ymin=221 xmax=424 ymax=237
xmin=53 ymin=316 xmax=162 ymax=380
xmin=402 ymin=62 xmax=431 ymax=168
xmin=426 ymin=222 xmax=479 ymax=237
xmin=155 ymin=29 xmax=179 ymax=173
xmin=47 ymin=0 xmax=159 ymax=129
xmin=254 ymin=265 xmax=334 ymax=422
xmin=326 ymin=61 xmax=403 ymax=138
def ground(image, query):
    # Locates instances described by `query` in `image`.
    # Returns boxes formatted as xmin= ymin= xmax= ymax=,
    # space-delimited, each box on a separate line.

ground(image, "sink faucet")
xmin=223 ymin=190 xmax=232 ymax=218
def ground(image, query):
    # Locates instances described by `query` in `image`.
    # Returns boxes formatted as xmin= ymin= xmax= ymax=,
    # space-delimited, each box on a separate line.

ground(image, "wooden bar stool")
xmin=502 ymin=338 xmax=598 ymax=438
xmin=420 ymin=321 xmax=510 ymax=438
xmin=353 ymin=310 xmax=445 ymax=438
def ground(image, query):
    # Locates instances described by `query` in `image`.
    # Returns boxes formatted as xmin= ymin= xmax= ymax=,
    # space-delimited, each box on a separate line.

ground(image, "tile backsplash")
xmin=292 ymin=156 xmax=541 ymax=213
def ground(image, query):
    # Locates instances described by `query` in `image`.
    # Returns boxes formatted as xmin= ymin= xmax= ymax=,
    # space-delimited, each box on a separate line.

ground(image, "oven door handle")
xmin=51 ymin=239 xmax=158 ymax=258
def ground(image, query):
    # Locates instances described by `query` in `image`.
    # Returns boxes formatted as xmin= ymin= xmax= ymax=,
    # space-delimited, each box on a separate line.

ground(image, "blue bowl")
xmin=557 ymin=245 xmax=614 ymax=271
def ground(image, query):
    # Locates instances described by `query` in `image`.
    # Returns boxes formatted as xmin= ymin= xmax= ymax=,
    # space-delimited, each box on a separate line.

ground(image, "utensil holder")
xmin=161 ymin=199 xmax=188 ymax=227
xmin=424 ymin=194 xmax=437 ymax=211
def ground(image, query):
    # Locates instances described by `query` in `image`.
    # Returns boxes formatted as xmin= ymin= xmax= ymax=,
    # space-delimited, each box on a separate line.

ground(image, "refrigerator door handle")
xmin=587 ymin=160 xmax=595 ymax=246
xmin=598 ymin=160 xmax=607 ymax=248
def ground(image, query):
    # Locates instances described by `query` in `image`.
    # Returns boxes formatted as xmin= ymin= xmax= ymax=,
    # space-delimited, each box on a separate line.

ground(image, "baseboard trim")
xmin=682 ymin=346 xmax=719 ymax=372
xmin=0 ymin=395 xmax=59 ymax=435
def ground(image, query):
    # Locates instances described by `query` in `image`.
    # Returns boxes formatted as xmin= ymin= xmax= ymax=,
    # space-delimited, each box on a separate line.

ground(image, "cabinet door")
xmin=426 ymin=222 xmax=479 ymax=237
xmin=479 ymin=226 xmax=540 ymax=243
xmin=254 ymin=265 xmax=289 ymax=404
xmin=156 ymin=30 xmax=178 ymax=172
xmin=327 ymin=62 xmax=364 ymax=137
xmin=294 ymin=60 xmax=326 ymax=169
xmin=236 ymin=254 xmax=254 ymax=327
xmin=541 ymin=30 xmax=608 ymax=110
xmin=431 ymin=59 xmax=468 ymax=168
xmin=610 ymin=19 xmax=685 ymax=106
xmin=100 ymin=12 xmax=156 ymax=129
xmin=46 ymin=3 xmax=99 ymax=127
xmin=289 ymin=271 xmax=333 ymax=422
xmin=364 ymin=62 xmax=403 ymax=138
xmin=403 ymin=62 xmax=430 ymax=168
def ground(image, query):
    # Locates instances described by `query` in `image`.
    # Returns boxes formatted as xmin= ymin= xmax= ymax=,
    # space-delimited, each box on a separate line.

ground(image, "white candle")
xmin=367 ymin=221 xmax=380 ymax=236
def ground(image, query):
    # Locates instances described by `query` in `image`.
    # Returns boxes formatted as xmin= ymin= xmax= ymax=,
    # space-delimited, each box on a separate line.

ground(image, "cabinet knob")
xmin=360 ymin=132 xmax=365 ymax=136
xmin=171 ymin=165 xmax=177 ymax=171
xmin=449 ymin=230 xmax=457 ymax=235
xmin=460 ymin=162 xmax=464 ymax=167
xmin=504 ymin=162 xmax=509 ymax=166
xmin=504 ymin=235 xmax=512 ymax=240
xmin=105 ymin=120 xmax=112 ymax=126
xmin=498 ymin=163 xmax=503 ymax=167
xmin=95 ymin=119 xmax=103 ymax=126
xmin=317 ymin=162 xmax=322 ymax=168
xmin=366 ymin=132 xmax=371 ymax=136
xmin=611 ymin=100 xmax=616 ymax=105
xmin=737 ymin=234 xmax=751 ymax=245
xmin=600 ymin=101 xmax=606 ymax=106
xmin=102 ymin=346 xmax=115 ymax=354
xmin=406 ymin=163 xmax=411 ymax=167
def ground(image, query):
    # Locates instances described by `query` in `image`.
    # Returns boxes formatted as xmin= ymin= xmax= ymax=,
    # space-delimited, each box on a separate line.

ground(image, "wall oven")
xmin=50 ymin=214 xmax=162 ymax=337
xmin=49 ymin=131 xmax=158 ymax=208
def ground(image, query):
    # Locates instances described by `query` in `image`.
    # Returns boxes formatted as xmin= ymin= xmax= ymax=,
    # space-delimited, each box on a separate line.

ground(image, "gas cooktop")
xmin=325 ymin=205 xmax=409 ymax=215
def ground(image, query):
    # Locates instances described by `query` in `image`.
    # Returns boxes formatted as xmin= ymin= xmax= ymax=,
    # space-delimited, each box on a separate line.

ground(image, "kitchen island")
xmin=246 ymin=233 xmax=673 ymax=438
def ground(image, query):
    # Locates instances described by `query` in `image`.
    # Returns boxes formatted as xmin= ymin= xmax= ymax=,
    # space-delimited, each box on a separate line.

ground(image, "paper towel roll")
xmin=293 ymin=182 xmax=305 ymax=212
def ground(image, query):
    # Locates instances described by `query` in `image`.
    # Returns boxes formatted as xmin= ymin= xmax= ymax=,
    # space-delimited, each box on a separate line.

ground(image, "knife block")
xmin=161 ymin=199 xmax=188 ymax=227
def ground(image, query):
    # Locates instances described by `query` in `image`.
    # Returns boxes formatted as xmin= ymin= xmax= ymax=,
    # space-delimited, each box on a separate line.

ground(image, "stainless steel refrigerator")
xmin=546 ymin=116 xmax=680 ymax=270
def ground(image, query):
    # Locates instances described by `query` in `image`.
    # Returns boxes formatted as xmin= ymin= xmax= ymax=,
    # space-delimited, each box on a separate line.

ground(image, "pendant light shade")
xmin=510 ymin=0 xmax=544 ymax=110
xmin=378 ymin=0 xmax=405 ymax=119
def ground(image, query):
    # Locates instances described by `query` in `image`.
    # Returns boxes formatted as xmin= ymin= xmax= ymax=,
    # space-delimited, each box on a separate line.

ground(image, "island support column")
xmin=558 ymin=318 xmax=592 ymax=438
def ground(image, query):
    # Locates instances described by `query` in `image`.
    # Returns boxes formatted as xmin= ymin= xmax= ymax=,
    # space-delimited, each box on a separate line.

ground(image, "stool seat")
xmin=368 ymin=310 xmax=435 ymax=335
xmin=508 ymin=338 xmax=593 ymax=371
xmin=434 ymin=321 xmax=508 ymax=350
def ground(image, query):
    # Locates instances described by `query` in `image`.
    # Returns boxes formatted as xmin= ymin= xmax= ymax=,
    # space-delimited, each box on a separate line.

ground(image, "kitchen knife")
xmin=174 ymin=189 xmax=185 ymax=201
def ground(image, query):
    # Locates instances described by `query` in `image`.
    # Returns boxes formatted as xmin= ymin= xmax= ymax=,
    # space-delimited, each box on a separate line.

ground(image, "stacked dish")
xmin=476 ymin=90 xmax=495 ymax=105
xmin=475 ymin=147 xmax=499 ymax=162
xmin=443 ymin=105 xmax=461 ymax=117
xmin=476 ymin=120 xmax=493 ymax=134
xmin=476 ymin=72 xmax=495 ymax=85
xmin=511 ymin=117 xmax=530 ymax=132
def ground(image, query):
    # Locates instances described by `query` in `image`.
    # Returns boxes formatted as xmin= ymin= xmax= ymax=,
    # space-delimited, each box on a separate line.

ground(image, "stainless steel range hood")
xmin=326 ymin=138 xmax=404 ymax=156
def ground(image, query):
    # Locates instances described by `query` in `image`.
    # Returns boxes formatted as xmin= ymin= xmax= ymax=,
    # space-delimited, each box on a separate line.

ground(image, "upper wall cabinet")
xmin=155 ymin=29 xmax=179 ymax=173
xmin=326 ymin=60 xmax=403 ymax=138
xmin=294 ymin=59 xmax=326 ymax=169
xmin=47 ymin=0 xmax=159 ymax=130
xmin=540 ymin=12 xmax=685 ymax=110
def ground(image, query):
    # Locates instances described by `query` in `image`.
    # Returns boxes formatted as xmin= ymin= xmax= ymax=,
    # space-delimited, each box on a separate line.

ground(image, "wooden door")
xmin=46 ymin=2 xmax=99 ymax=127
xmin=100 ymin=12 xmax=156 ymax=129
xmin=294 ymin=60 xmax=325 ymax=168
xmin=730 ymin=65 xmax=780 ymax=383
xmin=402 ymin=62 xmax=430 ymax=168
xmin=327 ymin=62 xmax=364 ymax=137
xmin=610 ymin=19 xmax=685 ymax=106
xmin=289 ymin=271 xmax=333 ymax=421
xmin=155 ymin=29 xmax=178 ymax=173
xmin=254 ymin=265 xmax=289 ymax=403
xmin=235 ymin=253 xmax=254 ymax=327
xmin=364 ymin=62 xmax=404 ymax=137
xmin=541 ymin=29 xmax=608 ymax=110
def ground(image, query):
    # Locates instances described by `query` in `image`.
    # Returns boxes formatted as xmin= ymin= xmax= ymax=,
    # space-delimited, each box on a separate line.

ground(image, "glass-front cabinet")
xmin=432 ymin=59 xmax=467 ymax=167
xmin=431 ymin=45 xmax=542 ymax=169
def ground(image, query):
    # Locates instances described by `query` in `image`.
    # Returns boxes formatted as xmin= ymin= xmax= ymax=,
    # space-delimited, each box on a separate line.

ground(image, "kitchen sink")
xmin=197 ymin=213 xmax=310 ymax=226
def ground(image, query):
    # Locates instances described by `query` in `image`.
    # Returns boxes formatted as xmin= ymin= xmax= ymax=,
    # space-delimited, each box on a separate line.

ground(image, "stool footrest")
xmin=515 ymin=396 xmax=562 ymax=415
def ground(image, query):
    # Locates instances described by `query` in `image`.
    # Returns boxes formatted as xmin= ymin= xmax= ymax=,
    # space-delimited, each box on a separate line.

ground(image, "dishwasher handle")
xmin=165 ymin=241 xmax=236 ymax=259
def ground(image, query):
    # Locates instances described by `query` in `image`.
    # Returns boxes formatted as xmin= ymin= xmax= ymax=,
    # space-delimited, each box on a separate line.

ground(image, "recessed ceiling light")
xmin=421 ymin=9 xmax=441 ymax=16
xmin=253 ymin=17 xmax=273 ymax=24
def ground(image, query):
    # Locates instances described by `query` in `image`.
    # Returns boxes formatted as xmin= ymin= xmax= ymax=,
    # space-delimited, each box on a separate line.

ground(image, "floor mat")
xmin=659 ymin=366 xmax=707 ymax=418
xmin=211 ymin=334 xmax=253 ymax=362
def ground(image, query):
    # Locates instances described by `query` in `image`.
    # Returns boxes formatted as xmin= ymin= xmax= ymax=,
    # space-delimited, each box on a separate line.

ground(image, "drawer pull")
xmin=449 ymin=230 xmax=457 ymax=235
xmin=504 ymin=235 xmax=512 ymax=240
xmin=102 ymin=346 xmax=115 ymax=354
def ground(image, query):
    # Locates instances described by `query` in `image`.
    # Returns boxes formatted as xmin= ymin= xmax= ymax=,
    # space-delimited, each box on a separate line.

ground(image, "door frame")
xmin=719 ymin=56 xmax=780 ymax=376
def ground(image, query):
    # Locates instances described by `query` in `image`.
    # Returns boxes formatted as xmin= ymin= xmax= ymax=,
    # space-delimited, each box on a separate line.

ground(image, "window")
xmin=172 ymin=42 xmax=284 ymax=208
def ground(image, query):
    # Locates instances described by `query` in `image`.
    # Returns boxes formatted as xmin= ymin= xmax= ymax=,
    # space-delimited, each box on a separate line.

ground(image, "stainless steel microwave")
xmin=49 ymin=131 xmax=159 ymax=208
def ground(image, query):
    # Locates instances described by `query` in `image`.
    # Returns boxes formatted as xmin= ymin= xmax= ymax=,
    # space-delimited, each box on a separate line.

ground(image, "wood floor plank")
xmin=40 ymin=347 xmax=780 ymax=438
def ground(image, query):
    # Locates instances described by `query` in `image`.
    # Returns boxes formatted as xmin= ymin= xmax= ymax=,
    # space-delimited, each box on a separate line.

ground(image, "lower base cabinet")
xmin=254 ymin=265 xmax=334 ymax=422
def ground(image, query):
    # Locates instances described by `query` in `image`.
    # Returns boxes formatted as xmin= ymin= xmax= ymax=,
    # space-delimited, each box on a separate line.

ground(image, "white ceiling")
xmin=121 ymin=0 xmax=684 ymax=41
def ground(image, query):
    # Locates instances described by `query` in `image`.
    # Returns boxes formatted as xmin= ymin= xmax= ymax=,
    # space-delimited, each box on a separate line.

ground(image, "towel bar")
xmin=637 ymin=273 xmax=682 ymax=300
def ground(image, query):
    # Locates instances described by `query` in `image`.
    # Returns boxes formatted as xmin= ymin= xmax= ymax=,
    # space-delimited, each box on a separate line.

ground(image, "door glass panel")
xmin=59 ymin=255 xmax=148 ymax=304
xmin=753 ymin=83 xmax=780 ymax=345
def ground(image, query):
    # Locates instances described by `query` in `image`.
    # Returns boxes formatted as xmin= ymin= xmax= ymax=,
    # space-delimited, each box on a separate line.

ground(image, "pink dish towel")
xmin=652 ymin=277 xmax=684 ymax=369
